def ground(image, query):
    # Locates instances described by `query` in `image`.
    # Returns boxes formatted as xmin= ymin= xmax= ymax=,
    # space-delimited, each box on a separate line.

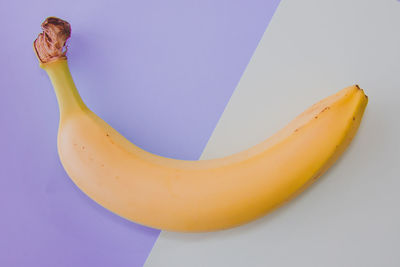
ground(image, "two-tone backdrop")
xmin=1 ymin=0 xmax=399 ymax=266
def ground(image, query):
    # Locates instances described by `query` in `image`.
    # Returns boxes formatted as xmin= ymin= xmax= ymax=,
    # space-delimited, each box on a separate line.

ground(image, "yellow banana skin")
xmin=41 ymin=59 xmax=368 ymax=232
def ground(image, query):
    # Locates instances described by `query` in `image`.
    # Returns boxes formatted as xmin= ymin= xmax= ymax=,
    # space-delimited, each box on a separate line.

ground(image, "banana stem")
xmin=34 ymin=17 xmax=86 ymax=118
xmin=43 ymin=60 xmax=87 ymax=117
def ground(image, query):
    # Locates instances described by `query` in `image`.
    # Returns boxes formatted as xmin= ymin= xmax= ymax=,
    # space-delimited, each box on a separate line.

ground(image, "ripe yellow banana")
xmin=34 ymin=17 xmax=368 ymax=232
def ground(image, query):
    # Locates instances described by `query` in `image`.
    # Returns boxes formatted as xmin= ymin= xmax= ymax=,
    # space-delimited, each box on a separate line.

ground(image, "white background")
xmin=146 ymin=0 xmax=400 ymax=266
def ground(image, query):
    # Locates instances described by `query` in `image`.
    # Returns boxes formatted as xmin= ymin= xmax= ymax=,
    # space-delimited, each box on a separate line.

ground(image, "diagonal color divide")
xmin=0 ymin=1 xmax=280 ymax=266
xmin=145 ymin=0 xmax=400 ymax=266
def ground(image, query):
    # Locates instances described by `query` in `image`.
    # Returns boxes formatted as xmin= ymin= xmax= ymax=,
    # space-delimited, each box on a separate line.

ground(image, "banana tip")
xmin=354 ymin=84 xmax=368 ymax=100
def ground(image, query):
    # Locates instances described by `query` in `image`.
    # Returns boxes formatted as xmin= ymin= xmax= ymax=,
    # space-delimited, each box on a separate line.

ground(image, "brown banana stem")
xmin=33 ymin=17 xmax=71 ymax=64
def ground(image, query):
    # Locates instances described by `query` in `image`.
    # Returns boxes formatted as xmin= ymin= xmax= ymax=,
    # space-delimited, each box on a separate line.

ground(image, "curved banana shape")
xmin=35 ymin=17 xmax=368 ymax=232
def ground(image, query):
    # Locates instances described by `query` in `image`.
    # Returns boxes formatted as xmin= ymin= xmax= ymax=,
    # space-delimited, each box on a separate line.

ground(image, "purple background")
xmin=0 ymin=0 xmax=280 ymax=266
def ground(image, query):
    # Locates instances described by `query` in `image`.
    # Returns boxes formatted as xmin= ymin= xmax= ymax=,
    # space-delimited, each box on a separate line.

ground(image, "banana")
xmin=34 ymin=17 xmax=368 ymax=232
